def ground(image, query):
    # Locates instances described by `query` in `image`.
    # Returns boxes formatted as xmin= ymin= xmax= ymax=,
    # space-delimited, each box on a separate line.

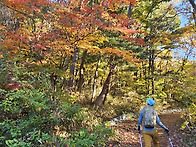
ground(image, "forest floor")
xmin=107 ymin=112 xmax=195 ymax=147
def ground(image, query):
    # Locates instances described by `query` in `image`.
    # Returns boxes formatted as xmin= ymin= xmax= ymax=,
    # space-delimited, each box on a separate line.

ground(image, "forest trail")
xmin=107 ymin=112 xmax=191 ymax=147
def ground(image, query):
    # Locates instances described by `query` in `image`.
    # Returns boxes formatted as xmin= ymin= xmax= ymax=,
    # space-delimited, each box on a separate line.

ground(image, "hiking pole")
xmin=134 ymin=127 xmax=143 ymax=147
xmin=139 ymin=131 xmax=143 ymax=147
xmin=166 ymin=131 xmax=173 ymax=147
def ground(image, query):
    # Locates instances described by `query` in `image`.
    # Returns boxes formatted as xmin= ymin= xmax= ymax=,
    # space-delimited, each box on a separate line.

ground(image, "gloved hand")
xmin=165 ymin=128 xmax=169 ymax=133
xmin=138 ymin=126 xmax=141 ymax=133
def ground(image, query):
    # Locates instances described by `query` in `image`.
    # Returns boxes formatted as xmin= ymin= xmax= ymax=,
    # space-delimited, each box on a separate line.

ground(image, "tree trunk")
xmin=151 ymin=49 xmax=155 ymax=94
xmin=102 ymin=84 xmax=109 ymax=105
xmin=189 ymin=0 xmax=196 ymax=27
xmin=77 ymin=49 xmax=87 ymax=92
xmin=148 ymin=47 xmax=151 ymax=94
xmin=91 ymin=56 xmax=101 ymax=102
xmin=93 ymin=63 xmax=117 ymax=106
xmin=68 ymin=46 xmax=78 ymax=90
xmin=142 ymin=61 xmax=148 ymax=94
xmin=151 ymin=58 xmax=155 ymax=94
xmin=148 ymin=48 xmax=155 ymax=95
xmin=50 ymin=73 xmax=57 ymax=101
xmin=127 ymin=2 xmax=133 ymax=18
xmin=62 ymin=57 xmax=70 ymax=89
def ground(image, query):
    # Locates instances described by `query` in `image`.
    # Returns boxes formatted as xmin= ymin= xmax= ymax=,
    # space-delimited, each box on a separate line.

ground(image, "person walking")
xmin=137 ymin=98 xmax=169 ymax=147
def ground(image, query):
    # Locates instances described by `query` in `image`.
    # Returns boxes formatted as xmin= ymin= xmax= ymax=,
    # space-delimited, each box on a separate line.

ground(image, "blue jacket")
xmin=138 ymin=108 xmax=168 ymax=132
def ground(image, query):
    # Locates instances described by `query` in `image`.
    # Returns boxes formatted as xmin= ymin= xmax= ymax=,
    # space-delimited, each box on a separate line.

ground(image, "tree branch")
xmin=1 ymin=2 xmax=36 ymax=31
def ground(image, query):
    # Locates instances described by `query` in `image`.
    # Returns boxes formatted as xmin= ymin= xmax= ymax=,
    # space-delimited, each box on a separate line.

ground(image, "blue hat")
xmin=146 ymin=98 xmax=155 ymax=106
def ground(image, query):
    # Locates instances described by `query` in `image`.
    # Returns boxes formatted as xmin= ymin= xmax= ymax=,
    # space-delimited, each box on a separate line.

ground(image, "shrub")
xmin=0 ymin=88 xmax=82 ymax=146
xmin=65 ymin=123 xmax=113 ymax=147
xmin=180 ymin=91 xmax=196 ymax=132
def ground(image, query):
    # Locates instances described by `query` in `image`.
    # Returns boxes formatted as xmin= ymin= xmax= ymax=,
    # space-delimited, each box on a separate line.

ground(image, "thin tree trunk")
xmin=148 ymin=54 xmax=151 ymax=94
xmin=50 ymin=73 xmax=57 ymax=93
xmin=62 ymin=58 xmax=69 ymax=90
xmin=143 ymin=61 xmax=148 ymax=93
xmin=77 ymin=49 xmax=87 ymax=92
xmin=151 ymin=59 xmax=155 ymax=94
xmin=127 ymin=2 xmax=133 ymax=18
xmin=50 ymin=73 xmax=57 ymax=101
xmin=151 ymin=49 xmax=155 ymax=94
xmin=189 ymin=0 xmax=196 ymax=26
xmin=91 ymin=56 xmax=101 ymax=102
xmin=68 ymin=46 xmax=78 ymax=90
xmin=142 ymin=61 xmax=148 ymax=94
xmin=189 ymin=0 xmax=196 ymax=10
xmin=93 ymin=63 xmax=117 ymax=106
xmin=134 ymin=71 xmax=138 ymax=92
xmin=148 ymin=47 xmax=155 ymax=95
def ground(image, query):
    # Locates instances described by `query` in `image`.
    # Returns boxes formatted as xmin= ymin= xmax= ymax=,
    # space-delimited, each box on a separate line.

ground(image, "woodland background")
xmin=0 ymin=0 xmax=195 ymax=146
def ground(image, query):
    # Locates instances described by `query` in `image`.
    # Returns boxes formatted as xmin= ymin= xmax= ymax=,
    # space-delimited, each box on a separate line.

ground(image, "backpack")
xmin=142 ymin=105 xmax=156 ymax=128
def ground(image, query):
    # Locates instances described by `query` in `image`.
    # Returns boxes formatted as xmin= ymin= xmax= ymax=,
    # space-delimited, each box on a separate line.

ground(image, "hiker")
xmin=137 ymin=98 xmax=169 ymax=147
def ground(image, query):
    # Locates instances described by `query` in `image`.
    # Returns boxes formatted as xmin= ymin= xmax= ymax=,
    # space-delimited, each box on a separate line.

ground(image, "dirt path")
xmin=107 ymin=112 xmax=190 ymax=147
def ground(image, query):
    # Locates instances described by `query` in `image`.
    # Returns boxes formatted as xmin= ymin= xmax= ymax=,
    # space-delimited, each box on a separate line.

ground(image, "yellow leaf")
xmin=0 ymin=26 xmax=6 ymax=30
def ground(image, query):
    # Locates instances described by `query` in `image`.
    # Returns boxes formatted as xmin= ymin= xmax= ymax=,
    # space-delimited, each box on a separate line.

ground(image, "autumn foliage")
xmin=0 ymin=0 xmax=143 ymax=91
xmin=1 ymin=0 xmax=141 ymax=56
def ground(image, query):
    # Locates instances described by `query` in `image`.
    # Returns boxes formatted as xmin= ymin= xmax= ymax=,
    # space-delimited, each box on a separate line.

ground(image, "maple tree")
xmin=0 ymin=0 xmax=144 ymax=105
